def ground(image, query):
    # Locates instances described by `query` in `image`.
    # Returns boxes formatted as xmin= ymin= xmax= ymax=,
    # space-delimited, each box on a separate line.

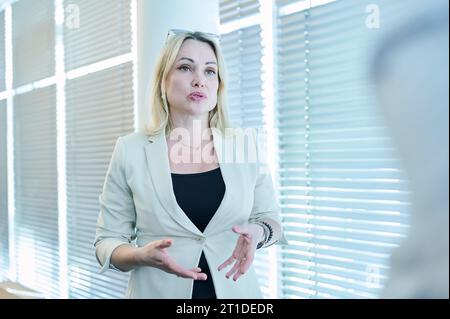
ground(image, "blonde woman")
xmin=94 ymin=30 xmax=287 ymax=299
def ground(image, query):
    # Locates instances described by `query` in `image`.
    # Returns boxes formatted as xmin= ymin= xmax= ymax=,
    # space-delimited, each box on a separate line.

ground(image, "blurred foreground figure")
xmin=374 ymin=1 xmax=449 ymax=298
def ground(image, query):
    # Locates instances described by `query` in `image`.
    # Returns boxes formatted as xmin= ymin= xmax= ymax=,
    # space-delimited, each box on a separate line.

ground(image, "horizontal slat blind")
xmin=221 ymin=25 xmax=264 ymax=128
xmin=277 ymin=0 xmax=411 ymax=298
xmin=0 ymin=100 xmax=8 ymax=281
xmin=66 ymin=62 xmax=134 ymax=299
xmin=63 ymin=0 xmax=132 ymax=71
xmin=220 ymin=0 xmax=274 ymax=297
xmin=0 ymin=11 xmax=5 ymax=91
xmin=13 ymin=85 xmax=59 ymax=298
xmin=220 ymin=0 xmax=260 ymax=24
xmin=12 ymin=0 xmax=54 ymax=87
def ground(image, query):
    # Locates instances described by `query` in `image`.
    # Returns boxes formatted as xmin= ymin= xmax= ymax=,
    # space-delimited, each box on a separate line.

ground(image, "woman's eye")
xmin=206 ymin=69 xmax=217 ymax=75
xmin=178 ymin=65 xmax=191 ymax=72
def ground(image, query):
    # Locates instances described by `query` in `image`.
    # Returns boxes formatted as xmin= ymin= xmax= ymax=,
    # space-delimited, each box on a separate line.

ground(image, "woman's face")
xmin=165 ymin=39 xmax=219 ymax=118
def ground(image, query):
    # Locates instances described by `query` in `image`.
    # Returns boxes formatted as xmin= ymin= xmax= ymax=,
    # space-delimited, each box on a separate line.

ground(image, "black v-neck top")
xmin=171 ymin=167 xmax=225 ymax=299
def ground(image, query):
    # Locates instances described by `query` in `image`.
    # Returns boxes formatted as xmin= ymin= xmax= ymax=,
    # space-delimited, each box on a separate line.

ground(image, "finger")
xmin=232 ymin=224 xmax=249 ymax=235
xmin=195 ymin=273 xmax=208 ymax=280
xmin=226 ymin=249 xmax=247 ymax=281
xmin=226 ymin=243 xmax=247 ymax=279
xmin=231 ymin=235 xmax=245 ymax=259
xmin=233 ymin=270 xmax=244 ymax=281
xmin=164 ymin=258 xmax=194 ymax=278
xmin=218 ymin=235 xmax=245 ymax=271
xmin=189 ymin=267 xmax=202 ymax=273
xmin=234 ymin=255 xmax=253 ymax=281
xmin=218 ymin=256 xmax=235 ymax=271
xmin=191 ymin=267 xmax=208 ymax=280
xmin=158 ymin=250 xmax=206 ymax=280
xmin=177 ymin=270 xmax=208 ymax=280
xmin=171 ymin=264 xmax=206 ymax=280
xmin=234 ymin=225 xmax=254 ymax=241
xmin=231 ymin=239 xmax=252 ymax=281
xmin=174 ymin=267 xmax=198 ymax=279
xmin=220 ymin=236 xmax=245 ymax=272
xmin=155 ymin=239 xmax=173 ymax=249
xmin=225 ymin=260 xmax=240 ymax=279
xmin=175 ymin=272 xmax=208 ymax=280
xmin=233 ymin=261 xmax=246 ymax=281
xmin=240 ymin=254 xmax=253 ymax=274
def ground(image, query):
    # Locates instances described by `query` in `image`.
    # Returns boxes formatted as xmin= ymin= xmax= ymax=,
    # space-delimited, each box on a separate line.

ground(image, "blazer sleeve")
xmin=94 ymin=136 xmax=137 ymax=273
xmin=247 ymin=129 xmax=289 ymax=246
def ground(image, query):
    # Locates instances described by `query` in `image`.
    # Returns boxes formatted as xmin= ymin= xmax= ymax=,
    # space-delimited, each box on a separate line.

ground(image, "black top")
xmin=171 ymin=167 xmax=225 ymax=299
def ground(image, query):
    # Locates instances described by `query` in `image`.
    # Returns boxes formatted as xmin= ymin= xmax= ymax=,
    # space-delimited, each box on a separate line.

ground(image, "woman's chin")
xmin=184 ymin=106 xmax=214 ymax=117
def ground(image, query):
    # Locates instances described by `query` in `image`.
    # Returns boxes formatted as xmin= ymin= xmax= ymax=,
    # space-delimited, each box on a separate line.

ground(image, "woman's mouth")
xmin=188 ymin=92 xmax=207 ymax=101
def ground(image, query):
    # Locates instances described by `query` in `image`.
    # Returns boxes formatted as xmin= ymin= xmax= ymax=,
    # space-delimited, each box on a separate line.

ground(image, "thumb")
xmin=155 ymin=239 xmax=173 ymax=249
xmin=232 ymin=224 xmax=248 ymax=235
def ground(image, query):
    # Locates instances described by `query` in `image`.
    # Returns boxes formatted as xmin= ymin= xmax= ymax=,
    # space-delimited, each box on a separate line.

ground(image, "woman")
xmin=94 ymin=30 xmax=287 ymax=299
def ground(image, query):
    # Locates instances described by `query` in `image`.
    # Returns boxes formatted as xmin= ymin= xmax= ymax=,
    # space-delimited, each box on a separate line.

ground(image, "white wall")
xmin=136 ymin=0 xmax=219 ymax=132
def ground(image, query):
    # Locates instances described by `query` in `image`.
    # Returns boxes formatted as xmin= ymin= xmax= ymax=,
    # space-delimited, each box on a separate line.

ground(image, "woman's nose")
xmin=192 ymin=72 xmax=206 ymax=88
xmin=193 ymin=82 xmax=205 ymax=87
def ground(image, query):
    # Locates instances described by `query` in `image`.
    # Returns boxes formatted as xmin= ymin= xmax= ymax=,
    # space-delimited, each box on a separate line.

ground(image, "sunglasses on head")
xmin=166 ymin=29 xmax=221 ymax=43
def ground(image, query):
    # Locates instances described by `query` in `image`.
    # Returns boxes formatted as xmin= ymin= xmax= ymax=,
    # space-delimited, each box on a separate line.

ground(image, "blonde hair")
xmin=145 ymin=31 xmax=233 ymax=137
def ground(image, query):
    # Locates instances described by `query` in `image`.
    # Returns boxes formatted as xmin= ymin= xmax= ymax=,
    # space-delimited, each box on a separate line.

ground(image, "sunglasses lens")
xmin=166 ymin=29 xmax=220 ymax=42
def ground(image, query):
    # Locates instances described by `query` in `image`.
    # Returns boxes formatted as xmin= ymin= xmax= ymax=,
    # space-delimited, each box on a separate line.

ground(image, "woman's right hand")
xmin=135 ymin=239 xmax=207 ymax=280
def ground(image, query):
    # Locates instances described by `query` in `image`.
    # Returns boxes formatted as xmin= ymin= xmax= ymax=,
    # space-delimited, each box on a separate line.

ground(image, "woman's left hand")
xmin=217 ymin=223 xmax=264 ymax=281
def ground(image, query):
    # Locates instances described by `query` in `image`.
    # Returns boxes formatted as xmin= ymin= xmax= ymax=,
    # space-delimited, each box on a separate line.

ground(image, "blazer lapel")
xmin=144 ymin=132 xmax=203 ymax=236
xmin=203 ymin=129 xmax=234 ymax=236
xmin=144 ymin=129 xmax=234 ymax=237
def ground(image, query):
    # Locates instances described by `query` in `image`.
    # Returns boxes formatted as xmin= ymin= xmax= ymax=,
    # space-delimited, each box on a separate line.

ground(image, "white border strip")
xmin=5 ymin=4 xmax=15 ymax=282
xmin=55 ymin=0 xmax=68 ymax=299
xmin=259 ymin=0 xmax=280 ymax=299
xmin=131 ymin=0 xmax=138 ymax=132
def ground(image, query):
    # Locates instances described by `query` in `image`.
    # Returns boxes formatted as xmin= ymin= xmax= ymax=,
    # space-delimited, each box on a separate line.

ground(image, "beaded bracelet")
xmin=255 ymin=222 xmax=268 ymax=249
xmin=262 ymin=221 xmax=273 ymax=244
xmin=254 ymin=221 xmax=274 ymax=249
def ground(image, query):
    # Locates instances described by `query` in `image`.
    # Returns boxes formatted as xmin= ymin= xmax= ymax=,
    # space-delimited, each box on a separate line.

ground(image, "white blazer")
xmin=94 ymin=128 xmax=288 ymax=299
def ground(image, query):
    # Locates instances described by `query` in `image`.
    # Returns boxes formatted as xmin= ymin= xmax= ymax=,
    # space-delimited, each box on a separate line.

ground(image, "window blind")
xmin=0 ymin=100 xmax=8 ymax=281
xmin=276 ymin=0 xmax=411 ymax=298
xmin=0 ymin=10 xmax=6 ymax=280
xmin=64 ymin=0 xmax=134 ymax=299
xmin=220 ymin=0 xmax=261 ymax=24
xmin=65 ymin=62 xmax=134 ymax=299
xmin=221 ymin=25 xmax=264 ymax=128
xmin=0 ymin=11 xmax=5 ymax=92
xmin=12 ymin=0 xmax=54 ymax=87
xmin=13 ymin=85 xmax=59 ymax=298
xmin=220 ymin=0 xmax=277 ymax=298
xmin=64 ymin=0 xmax=132 ymax=71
